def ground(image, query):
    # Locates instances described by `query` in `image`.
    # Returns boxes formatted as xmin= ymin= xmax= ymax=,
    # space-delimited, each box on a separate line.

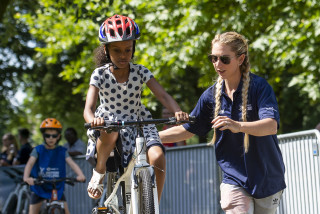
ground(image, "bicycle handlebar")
xmin=33 ymin=177 xmax=84 ymax=186
xmin=84 ymin=116 xmax=196 ymax=130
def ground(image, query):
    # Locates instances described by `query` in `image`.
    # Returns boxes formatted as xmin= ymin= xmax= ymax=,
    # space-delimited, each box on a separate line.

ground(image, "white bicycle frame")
xmin=103 ymin=135 xmax=160 ymax=214
xmin=129 ymin=136 xmax=159 ymax=214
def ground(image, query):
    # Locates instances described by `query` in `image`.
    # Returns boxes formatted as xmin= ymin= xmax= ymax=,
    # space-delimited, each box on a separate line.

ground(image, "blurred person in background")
xmin=13 ymin=128 xmax=33 ymax=165
xmin=63 ymin=127 xmax=86 ymax=156
xmin=0 ymin=133 xmax=18 ymax=166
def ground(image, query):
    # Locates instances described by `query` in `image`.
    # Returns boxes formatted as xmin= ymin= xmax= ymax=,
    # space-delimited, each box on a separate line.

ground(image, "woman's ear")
xmin=238 ymin=54 xmax=245 ymax=66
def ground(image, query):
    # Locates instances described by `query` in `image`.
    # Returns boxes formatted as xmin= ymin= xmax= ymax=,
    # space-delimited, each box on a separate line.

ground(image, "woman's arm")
xmin=66 ymin=157 xmax=86 ymax=182
xmin=23 ymin=156 xmax=37 ymax=185
xmin=146 ymin=78 xmax=187 ymax=120
xmin=159 ymin=125 xmax=194 ymax=144
xmin=212 ymin=116 xmax=277 ymax=136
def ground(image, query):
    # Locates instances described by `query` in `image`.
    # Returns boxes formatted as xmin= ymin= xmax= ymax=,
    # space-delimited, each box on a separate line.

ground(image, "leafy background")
xmin=1 ymin=0 xmax=319 ymax=145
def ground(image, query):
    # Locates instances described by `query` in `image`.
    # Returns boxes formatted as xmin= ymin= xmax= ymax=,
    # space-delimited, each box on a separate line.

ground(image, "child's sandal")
xmin=87 ymin=168 xmax=105 ymax=199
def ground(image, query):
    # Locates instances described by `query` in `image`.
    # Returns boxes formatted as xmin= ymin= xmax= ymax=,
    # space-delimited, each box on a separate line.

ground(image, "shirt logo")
xmin=265 ymin=107 xmax=277 ymax=112
xmin=238 ymin=104 xmax=252 ymax=111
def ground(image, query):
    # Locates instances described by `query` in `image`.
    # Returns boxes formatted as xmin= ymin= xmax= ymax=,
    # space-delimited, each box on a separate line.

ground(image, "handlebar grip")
xmin=84 ymin=123 xmax=92 ymax=129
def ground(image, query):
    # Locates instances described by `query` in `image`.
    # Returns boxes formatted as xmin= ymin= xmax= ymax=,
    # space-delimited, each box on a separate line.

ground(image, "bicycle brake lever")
xmin=167 ymin=117 xmax=177 ymax=125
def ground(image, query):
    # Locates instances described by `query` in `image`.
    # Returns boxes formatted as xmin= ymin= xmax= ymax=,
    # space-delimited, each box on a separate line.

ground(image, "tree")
xmin=1 ymin=0 xmax=319 ymax=142
xmin=0 ymin=0 xmax=39 ymax=137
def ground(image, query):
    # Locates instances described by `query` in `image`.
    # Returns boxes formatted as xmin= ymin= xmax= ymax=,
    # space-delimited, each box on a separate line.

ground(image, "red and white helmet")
xmin=99 ymin=14 xmax=140 ymax=44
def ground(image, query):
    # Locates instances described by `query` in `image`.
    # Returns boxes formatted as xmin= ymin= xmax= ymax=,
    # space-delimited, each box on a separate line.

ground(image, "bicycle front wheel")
xmin=47 ymin=204 xmax=65 ymax=214
xmin=138 ymin=168 xmax=155 ymax=214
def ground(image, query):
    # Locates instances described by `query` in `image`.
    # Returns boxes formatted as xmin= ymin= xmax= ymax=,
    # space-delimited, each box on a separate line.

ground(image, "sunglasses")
xmin=44 ymin=134 xmax=59 ymax=139
xmin=208 ymin=54 xmax=235 ymax=65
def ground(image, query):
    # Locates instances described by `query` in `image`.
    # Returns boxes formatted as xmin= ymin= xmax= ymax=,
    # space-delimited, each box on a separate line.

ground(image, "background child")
xmin=0 ymin=133 xmax=18 ymax=166
xmin=23 ymin=118 xmax=86 ymax=214
xmin=84 ymin=14 xmax=188 ymax=200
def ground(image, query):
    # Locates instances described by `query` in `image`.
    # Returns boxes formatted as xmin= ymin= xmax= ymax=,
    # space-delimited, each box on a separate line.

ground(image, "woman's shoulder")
xmin=199 ymin=85 xmax=215 ymax=102
xmin=249 ymin=72 xmax=271 ymax=87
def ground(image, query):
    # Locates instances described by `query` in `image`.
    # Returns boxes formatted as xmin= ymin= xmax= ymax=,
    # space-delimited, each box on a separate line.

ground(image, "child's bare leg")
xmin=96 ymin=131 xmax=118 ymax=173
xmin=29 ymin=201 xmax=42 ymax=214
xmin=88 ymin=131 xmax=118 ymax=198
xmin=147 ymin=146 xmax=166 ymax=202
xmin=64 ymin=201 xmax=70 ymax=214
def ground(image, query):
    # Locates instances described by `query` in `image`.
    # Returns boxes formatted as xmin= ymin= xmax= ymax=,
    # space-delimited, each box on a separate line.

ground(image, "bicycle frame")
xmin=34 ymin=177 xmax=81 ymax=214
xmin=130 ymin=134 xmax=159 ymax=214
xmin=87 ymin=117 xmax=195 ymax=214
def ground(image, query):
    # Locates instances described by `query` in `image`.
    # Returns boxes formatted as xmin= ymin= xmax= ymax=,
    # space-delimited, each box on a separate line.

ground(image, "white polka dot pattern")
xmin=86 ymin=63 xmax=161 ymax=166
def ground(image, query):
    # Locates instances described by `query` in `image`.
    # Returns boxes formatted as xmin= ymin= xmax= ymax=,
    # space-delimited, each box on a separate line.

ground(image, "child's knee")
xmin=148 ymin=146 xmax=165 ymax=162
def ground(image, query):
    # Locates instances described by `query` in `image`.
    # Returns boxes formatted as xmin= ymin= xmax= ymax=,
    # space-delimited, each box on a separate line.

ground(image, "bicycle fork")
xmin=129 ymin=136 xmax=159 ymax=214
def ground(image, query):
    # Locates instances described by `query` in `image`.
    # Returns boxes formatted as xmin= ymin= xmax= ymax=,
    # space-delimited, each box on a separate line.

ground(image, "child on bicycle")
xmin=84 ymin=14 xmax=188 ymax=200
xmin=23 ymin=118 xmax=86 ymax=214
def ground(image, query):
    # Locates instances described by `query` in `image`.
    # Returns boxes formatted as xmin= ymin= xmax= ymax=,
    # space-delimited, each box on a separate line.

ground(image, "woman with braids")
xmin=159 ymin=31 xmax=286 ymax=214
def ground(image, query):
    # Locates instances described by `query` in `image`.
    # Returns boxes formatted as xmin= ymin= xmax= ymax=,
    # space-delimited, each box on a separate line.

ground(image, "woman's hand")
xmin=174 ymin=111 xmax=189 ymax=121
xmin=211 ymin=116 xmax=241 ymax=133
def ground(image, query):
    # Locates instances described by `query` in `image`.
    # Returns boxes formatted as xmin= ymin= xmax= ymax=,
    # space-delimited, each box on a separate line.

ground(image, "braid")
xmin=210 ymin=76 xmax=223 ymax=145
xmin=241 ymin=71 xmax=250 ymax=152
xmin=210 ymin=31 xmax=252 ymax=153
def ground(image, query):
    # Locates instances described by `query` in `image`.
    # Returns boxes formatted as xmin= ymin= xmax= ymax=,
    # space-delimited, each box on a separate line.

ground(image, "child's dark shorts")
xmin=30 ymin=192 xmax=66 ymax=204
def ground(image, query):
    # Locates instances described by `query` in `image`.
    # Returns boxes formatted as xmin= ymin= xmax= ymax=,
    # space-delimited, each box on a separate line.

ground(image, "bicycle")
xmin=85 ymin=116 xmax=195 ymax=214
xmin=1 ymin=167 xmax=30 ymax=214
xmin=32 ymin=177 xmax=83 ymax=214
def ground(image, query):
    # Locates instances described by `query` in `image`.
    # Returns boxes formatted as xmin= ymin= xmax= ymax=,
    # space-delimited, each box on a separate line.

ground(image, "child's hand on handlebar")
xmin=174 ymin=111 xmax=189 ymax=121
xmin=77 ymin=174 xmax=86 ymax=182
xmin=90 ymin=117 xmax=105 ymax=127
xmin=24 ymin=177 xmax=35 ymax=186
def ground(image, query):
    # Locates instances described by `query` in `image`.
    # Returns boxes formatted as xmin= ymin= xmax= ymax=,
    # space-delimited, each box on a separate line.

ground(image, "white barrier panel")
xmin=277 ymin=129 xmax=320 ymax=214
xmin=161 ymin=144 xmax=222 ymax=214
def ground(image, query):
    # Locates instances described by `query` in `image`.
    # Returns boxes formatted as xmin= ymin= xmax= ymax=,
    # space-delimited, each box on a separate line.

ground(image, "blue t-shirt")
xmin=183 ymin=73 xmax=286 ymax=198
xmin=30 ymin=144 xmax=67 ymax=200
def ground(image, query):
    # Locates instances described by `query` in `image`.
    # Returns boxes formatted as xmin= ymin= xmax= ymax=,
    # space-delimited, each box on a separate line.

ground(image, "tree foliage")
xmin=1 ymin=0 xmax=320 ymax=143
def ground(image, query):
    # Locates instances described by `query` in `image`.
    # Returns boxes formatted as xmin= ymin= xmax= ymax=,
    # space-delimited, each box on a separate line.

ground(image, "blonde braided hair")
xmin=210 ymin=32 xmax=251 ymax=153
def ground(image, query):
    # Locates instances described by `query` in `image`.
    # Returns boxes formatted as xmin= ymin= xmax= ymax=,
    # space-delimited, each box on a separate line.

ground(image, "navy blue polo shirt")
xmin=183 ymin=73 xmax=286 ymax=198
